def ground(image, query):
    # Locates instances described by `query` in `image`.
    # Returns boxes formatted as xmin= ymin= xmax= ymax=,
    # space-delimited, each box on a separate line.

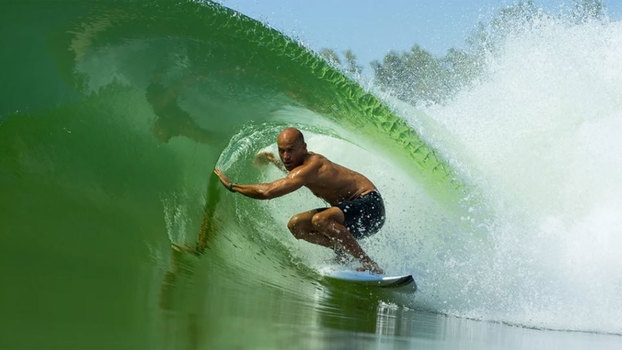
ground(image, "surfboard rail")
xmin=325 ymin=271 xmax=417 ymax=292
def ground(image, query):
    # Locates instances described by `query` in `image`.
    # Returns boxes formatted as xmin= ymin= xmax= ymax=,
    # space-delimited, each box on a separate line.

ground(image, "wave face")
xmin=1 ymin=0 xmax=621 ymax=343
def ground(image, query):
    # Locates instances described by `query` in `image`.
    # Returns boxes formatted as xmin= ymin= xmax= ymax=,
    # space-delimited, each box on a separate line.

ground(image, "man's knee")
xmin=287 ymin=214 xmax=305 ymax=238
xmin=287 ymin=215 xmax=298 ymax=232
xmin=311 ymin=212 xmax=331 ymax=231
xmin=312 ymin=207 xmax=344 ymax=227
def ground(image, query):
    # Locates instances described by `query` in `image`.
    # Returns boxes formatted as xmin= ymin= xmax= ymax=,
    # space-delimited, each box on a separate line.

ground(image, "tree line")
xmin=319 ymin=0 xmax=608 ymax=106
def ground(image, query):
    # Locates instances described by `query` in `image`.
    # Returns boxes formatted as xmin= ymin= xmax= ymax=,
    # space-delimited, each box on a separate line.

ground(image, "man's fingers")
xmin=213 ymin=168 xmax=231 ymax=188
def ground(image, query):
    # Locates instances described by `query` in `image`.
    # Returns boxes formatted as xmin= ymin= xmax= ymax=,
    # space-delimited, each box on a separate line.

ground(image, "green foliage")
xmin=318 ymin=48 xmax=362 ymax=76
xmin=370 ymin=41 xmax=487 ymax=106
xmin=319 ymin=48 xmax=340 ymax=66
xmin=319 ymin=0 xmax=609 ymax=107
xmin=343 ymin=49 xmax=363 ymax=75
xmin=371 ymin=45 xmax=452 ymax=105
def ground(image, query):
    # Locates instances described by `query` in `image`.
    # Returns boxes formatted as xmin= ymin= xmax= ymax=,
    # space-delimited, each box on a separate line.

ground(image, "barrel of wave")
xmin=216 ymin=121 xmax=455 ymax=277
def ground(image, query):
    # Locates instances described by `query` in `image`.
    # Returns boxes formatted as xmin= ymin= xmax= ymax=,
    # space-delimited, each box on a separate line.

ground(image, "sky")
xmin=218 ymin=0 xmax=622 ymax=73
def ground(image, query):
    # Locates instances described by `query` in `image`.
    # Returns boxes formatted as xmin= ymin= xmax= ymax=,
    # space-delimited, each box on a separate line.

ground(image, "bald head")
xmin=277 ymin=127 xmax=305 ymax=146
xmin=277 ymin=127 xmax=307 ymax=171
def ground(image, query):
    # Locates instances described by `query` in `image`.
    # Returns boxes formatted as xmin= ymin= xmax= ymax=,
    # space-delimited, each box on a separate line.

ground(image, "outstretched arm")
xmin=213 ymin=168 xmax=304 ymax=200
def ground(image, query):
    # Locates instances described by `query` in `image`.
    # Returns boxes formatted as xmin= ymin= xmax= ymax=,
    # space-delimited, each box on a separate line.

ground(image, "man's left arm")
xmin=253 ymin=151 xmax=286 ymax=172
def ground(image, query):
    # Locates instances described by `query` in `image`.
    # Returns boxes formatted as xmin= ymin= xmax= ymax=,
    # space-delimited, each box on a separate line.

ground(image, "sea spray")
xmin=417 ymin=16 xmax=622 ymax=333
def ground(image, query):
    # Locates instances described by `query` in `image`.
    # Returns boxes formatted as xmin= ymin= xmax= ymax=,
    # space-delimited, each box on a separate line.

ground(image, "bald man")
xmin=214 ymin=127 xmax=385 ymax=274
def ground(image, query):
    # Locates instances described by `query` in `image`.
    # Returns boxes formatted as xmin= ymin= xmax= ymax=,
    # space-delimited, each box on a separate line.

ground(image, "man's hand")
xmin=253 ymin=151 xmax=277 ymax=166
xmin=213 ymin=168 xmax=232 ymax=189
xmin=253 ymin=151 xmax=286 ymax=172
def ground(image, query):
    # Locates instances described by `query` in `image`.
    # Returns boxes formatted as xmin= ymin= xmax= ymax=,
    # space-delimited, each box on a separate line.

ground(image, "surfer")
xmin=213 ymin=127 xmax=385 ymax=274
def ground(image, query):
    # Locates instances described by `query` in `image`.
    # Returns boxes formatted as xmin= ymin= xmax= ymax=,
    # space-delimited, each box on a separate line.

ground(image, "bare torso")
xmin=296 ymin=153 xmax=376 ymax=205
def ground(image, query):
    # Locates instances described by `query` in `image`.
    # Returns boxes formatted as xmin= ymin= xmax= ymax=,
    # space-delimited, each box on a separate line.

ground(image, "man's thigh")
xmin=312 ymin=206 xmax=346 ymax=225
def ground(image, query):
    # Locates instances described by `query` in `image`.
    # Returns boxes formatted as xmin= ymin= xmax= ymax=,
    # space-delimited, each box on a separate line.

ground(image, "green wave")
xmin=1 ymin=0 xmax=474 ymax=299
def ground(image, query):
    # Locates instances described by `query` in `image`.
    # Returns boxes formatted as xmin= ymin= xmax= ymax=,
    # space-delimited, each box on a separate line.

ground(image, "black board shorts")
xmin=335 ymin=191 xmax=386 ymax=239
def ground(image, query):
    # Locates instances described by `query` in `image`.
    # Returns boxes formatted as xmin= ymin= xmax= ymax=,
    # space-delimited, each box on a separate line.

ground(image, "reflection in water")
xmin=146 ymin=74 xmax=216 ymax=144
xmin=156 ymin=233 xmax=426 ymax=349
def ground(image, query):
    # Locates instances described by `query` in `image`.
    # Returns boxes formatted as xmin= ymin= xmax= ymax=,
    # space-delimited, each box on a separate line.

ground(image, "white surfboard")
xmin=326 ymin=271 xmax=417 ymax=292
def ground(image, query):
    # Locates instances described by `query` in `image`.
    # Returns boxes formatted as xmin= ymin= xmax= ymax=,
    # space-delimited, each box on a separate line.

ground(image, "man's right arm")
xmin=213 ymin=168 xmax=305 ymax=200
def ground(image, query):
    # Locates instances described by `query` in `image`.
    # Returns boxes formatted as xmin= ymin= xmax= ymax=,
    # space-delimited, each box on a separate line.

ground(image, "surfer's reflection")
xmin=146 ymin=74 xmax=216 ymax=144
xmin=157 ymin=245 xmax=202 ymax=349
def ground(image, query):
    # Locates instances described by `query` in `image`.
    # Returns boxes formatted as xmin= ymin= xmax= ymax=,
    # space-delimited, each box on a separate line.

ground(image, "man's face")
xmin=277 ymin=136 xmax=306 ymax=171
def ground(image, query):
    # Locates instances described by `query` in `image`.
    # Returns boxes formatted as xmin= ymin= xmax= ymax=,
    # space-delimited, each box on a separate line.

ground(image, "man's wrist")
xmin=228 ymin=182 xmax=235 ymax=192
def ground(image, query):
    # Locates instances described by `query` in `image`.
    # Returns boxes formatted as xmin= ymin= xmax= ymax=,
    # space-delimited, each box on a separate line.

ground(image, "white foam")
xmin=416 ymin=18 xmax=622 ymax=333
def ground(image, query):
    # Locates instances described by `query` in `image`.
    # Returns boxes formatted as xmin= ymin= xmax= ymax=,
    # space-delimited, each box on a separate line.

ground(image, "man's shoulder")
xmin=307 ymin=152 xmax=328 ymax=161
xmin=291 ymin=153 xmax=325 ymax=176
xmin=305 ymin=153 xmax=331 ymax=168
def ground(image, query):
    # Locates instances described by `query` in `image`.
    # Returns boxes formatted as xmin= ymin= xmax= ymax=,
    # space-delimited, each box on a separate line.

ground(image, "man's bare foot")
xmin=330 ymin=248 xmax=352 ymax=264
xmin=356 ymin=258 xmax=384 ymax=275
